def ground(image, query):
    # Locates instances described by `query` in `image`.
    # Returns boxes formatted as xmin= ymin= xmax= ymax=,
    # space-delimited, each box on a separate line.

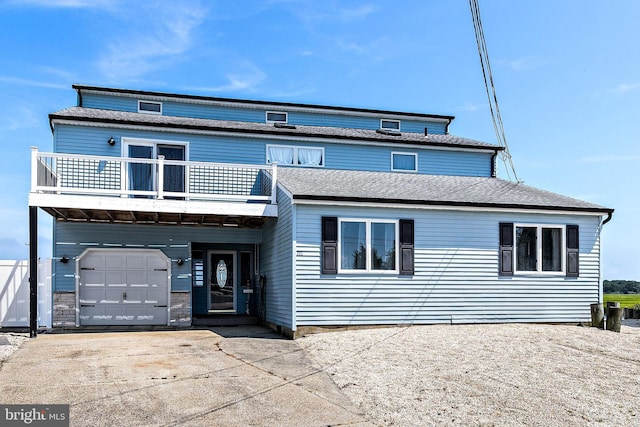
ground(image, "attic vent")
xmin=266 ymin=111 xmax=288 ymax=123
xmin=274 ymin=122 xmax=297 ymax=129
xmin=376 ymin=129 xmax=401 ymax=136
xmin=138 ymin=101 xmax=162 ymax=114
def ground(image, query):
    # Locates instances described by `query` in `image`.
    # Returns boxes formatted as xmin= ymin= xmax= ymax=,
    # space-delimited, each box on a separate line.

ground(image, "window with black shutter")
xmin=399 ymin=219 xmax=414 ymax=275
xmin=566 ymin=225 xmax=579 ymax=277
xmin=499 ymin=222 xmax=514 ymax=276
xmin=321 ymin=217 xmax=338 ymax=274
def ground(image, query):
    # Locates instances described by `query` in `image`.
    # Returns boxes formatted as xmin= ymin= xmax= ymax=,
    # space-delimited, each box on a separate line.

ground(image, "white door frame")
xmin=75 ymin=248 xmax=172 ymax=326
xmin=207 ymin=250 xmax=237 ymax=313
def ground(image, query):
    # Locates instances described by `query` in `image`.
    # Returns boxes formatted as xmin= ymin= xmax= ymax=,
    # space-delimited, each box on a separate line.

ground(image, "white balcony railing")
xmin=30 ymin=148 xmax=277 ymax=204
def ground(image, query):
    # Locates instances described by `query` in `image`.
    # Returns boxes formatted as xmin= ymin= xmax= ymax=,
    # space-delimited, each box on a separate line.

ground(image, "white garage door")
xmin=78 ymin=249 xmax=170 ymax=326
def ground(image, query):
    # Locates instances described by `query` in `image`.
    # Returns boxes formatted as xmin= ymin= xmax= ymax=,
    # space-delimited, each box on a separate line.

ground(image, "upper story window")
xmin=380 ymin=119 xmax=400 ymax=131
xmin=266 ymin=111 xmax=288 ymax=123
xmin=391 ymin=152 xmax=418 ymax=173
xmin=266 ymin=145 xmax=324 ymax=167
xmin=138 ymin=101 xmax=162 ymax=114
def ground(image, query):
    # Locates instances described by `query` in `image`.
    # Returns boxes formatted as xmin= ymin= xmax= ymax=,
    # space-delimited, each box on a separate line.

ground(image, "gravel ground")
xmin=0 ymin=332 xmax=28 ymax=367
xmin=299 ymin=320 xmax=640 ymax=427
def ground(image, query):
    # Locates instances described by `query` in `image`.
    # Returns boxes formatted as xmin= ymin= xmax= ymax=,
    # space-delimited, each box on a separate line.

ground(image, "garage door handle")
xmin=80 ymin=304 xmax=95 ymax=307
xmin=154 ymin=268 xmax=168 ymax=271
xmin=154 ymin=305 xmax=168 ymax=308
xmin=81 ymin=268 xmax=95 ymax=271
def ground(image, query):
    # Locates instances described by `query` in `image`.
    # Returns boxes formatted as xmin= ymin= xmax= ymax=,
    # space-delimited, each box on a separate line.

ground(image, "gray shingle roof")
xmin=276 ymin=168 xmax=612 ymax=213
xmin=49 ymin=107 xmax=499 ymax=150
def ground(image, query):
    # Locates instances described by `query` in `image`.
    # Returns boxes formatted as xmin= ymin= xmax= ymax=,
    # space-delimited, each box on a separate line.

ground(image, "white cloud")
xmin=2 ymin=106 xmax=40 ymax=131
xmin=187 ymin=61 xmax=266 ymax=93
xmin=0 ymin=76 xmax=67 ymax=90
xmin=8 ymin=0 xmax=117 ymax=8
xmin=97 ymin=3 xmax=207 ymax=81
xmin=497 ymin=56 xmax=548 ymax=72
xmin=610 ymin=82 xmax=640 ymax=94
xmin=458 ymin=102 xmax=487 ymax=112
xmin=579 ymin=154 xmax=640 ymax=163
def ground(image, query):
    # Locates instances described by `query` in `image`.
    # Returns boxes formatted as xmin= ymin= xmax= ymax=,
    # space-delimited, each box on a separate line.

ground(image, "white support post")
xmin=30 ymin=146 xmax=38 ymax=192
xmin=184 ymin=162 xmax=191 ymax=200
xmin=270 ymin=163 xmax=278 ymax=205
xmin=120 ymin=157 xmax=127 ymax=197
xmin=157 ymin=155 xmax=165 ymax=200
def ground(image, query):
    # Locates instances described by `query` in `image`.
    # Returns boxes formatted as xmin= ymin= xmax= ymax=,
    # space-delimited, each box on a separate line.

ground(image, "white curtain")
xmin=298 ymin=148 xmax=322 ymax=166
xmin=268 ymin=146 xmax=293 ymax=165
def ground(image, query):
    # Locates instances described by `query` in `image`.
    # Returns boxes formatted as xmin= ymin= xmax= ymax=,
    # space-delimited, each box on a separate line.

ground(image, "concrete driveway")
xmin=0 ymin=326 xmax=374 ymax=426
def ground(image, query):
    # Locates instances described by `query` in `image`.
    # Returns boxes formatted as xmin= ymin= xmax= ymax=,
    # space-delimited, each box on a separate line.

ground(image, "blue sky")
xmin=0 ymin=0 xmax=637 ymax=279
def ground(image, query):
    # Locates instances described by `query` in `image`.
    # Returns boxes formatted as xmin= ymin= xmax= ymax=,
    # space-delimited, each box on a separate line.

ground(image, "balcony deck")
xmin=28 ymin=148 xmax=278 ymax=227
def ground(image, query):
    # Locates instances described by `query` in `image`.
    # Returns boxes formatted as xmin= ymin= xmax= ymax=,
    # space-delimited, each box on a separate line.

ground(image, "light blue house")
xmin=28 ymin=85 xmax=613 ymax=337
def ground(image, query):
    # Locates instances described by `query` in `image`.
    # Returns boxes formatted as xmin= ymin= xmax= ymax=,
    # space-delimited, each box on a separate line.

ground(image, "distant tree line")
xmin=604 ymin=280 xmax=640 ymax=294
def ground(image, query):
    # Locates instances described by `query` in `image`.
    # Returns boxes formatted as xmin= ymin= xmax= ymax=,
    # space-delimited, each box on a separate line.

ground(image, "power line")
xmin=469 ymin=0 xmax=520 ymax=182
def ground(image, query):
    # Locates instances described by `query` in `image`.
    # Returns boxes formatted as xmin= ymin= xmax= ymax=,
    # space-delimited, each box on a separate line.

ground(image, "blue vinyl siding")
xmin=260 ymin=187 xmax=294 ymax=329
xmin=53 ymin=124 xmax=492 ymax=176
xmin=82 ymin=93 xmax=138 ymax=112
xmin=80 ymin=93 xmax=447 ymax=134
xmin=53 ymin=222 xmax=262 ymax=293
xmin=295 ymin=205 xmax=602 ymax=326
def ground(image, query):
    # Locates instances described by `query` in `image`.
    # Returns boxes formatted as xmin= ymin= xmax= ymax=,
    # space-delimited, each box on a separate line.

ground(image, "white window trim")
xmin=337 ymin=218 xmax=399 ymax=274
xmin=391 ymin=151 xmax=418 ymax=173
xmin=121 ymin=137 xmax=189 ymax=160
xmin=266 ymin=144 xmax=325 ymax=167
xmin=380 ymin=119 xmax=401 ymax=131
xmin=266 ymin=111 xmax=288 ymax=123
xmin=138 ymin=100 xmax=163 ymax=115
xmin=514 ymin=223 xmax=566 ymax=275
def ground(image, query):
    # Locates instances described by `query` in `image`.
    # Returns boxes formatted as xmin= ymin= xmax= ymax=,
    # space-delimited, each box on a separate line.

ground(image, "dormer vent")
xmin=376 ymin=129 xmax=401 ymax=136
xmin=274 ymin=122 xmax=296 ymax=129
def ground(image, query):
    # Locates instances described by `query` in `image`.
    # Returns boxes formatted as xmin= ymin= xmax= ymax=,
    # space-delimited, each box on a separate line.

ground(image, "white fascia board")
xmin=289 ymin=198 xmax=606 ymax=217
xmin=80 ymin=89 xmax=451 ymax=123
xmin=52 ymin=119 xmax=494 ymax=154
xmin=28 ymin=192 xmax=278 ymax=217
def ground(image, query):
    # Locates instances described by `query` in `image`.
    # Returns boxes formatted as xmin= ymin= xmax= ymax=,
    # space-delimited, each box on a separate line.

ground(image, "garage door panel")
xmin=105 ymin=271 xmax=125 ymax=285
xmin=79 ymin=250 xmax=170 ymax=326
xmin=105 ymin=255 xmax=125 ymax=269
xmin=126 ymin=255 xmax=146 ymax=269
xmin=82 ymin=271 xmax=105 ymax=286
xmin=147 ymin=271 xmax=168 ymax=286
xmin=125 ymin=271 xmax=146 ymax=285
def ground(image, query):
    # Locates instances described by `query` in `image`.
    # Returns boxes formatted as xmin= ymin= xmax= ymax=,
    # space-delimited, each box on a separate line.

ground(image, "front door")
xmin=208 ymin=251 xmax=235 ymax=312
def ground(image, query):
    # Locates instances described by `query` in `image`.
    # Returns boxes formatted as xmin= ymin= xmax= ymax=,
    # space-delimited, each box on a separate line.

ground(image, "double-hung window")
xmin=391 ymin=152 xmax=418 ymax=172
xmin=500 ymin=222 xmax=579 ymax=277
xmin=515 ymin=225 xmax=564 ymax=273
xmin=338 ymin=219 xmax=398 ymax=273
xmin=266 ymin=145 xmax=324 ymax=167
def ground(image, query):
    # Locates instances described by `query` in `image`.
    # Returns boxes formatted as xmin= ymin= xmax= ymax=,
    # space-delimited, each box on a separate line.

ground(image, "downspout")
xmin=444 ymin=118 xmax=452 ymax=135
xmin=77 ymin=87 xmax=83 ymax=107
xmin=598 ymin=209 xmax=614 ymax=305
xmin=490 ymin=151 xmax=498 ymax=178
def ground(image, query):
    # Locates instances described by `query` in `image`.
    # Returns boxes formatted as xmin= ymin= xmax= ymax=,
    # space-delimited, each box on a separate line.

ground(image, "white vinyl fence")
xmin=0 ymin=259 xmax=52 ymax=328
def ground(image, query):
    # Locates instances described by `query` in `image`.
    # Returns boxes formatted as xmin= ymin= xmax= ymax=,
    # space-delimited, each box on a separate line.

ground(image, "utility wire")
xmin=469 ymin=0 xmax=520 ymax=182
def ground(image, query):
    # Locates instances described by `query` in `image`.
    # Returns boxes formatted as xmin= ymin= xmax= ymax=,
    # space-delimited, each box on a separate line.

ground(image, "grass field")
xmin=603 ymin=293 xmax=640 ymax=308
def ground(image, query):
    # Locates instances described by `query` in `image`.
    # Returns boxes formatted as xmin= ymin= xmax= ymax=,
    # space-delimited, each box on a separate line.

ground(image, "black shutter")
xmin=321 ymin=217 xmax=338 ymax=274
xmin=499 ymin=223 xmax=514 ymax=276
xmin=566 ymin=225 xmax=579 ymax=277
xmin=399 ymin=219 xmax=414 ymax=275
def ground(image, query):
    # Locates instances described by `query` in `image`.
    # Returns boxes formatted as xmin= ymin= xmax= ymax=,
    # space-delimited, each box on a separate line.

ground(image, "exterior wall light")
xmin=60 ymin=256 xmax=69 ymax=263
xmin=107 ymin=136 xmax=116 ymax=146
